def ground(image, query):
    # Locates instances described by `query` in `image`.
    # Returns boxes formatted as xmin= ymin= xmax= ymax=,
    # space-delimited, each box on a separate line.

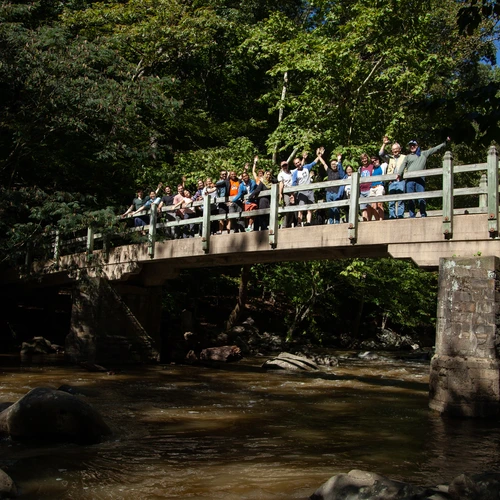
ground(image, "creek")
xmin=1 ymin=353 xmax=500 ymax=499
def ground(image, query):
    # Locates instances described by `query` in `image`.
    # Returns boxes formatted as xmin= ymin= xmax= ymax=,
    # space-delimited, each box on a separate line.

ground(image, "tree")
xmin=0 ymin=2 xmax=179 ymax=199
xmin=243 ymin=0 xmax=497 ymax=156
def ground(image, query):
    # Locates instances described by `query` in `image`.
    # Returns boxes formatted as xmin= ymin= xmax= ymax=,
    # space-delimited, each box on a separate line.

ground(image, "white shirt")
xmin=278 ymin=170 xmax=293 ymax=187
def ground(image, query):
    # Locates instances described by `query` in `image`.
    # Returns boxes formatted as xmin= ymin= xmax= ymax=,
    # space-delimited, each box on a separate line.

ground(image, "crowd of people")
xmin=121 ymin=136 xmax=451 ymax=237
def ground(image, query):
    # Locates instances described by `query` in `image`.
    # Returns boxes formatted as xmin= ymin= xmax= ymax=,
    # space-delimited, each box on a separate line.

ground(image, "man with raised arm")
xmin=398 ymin=137 xmax=450 ymax=218
xmin=291 ymin=147 xmax=324 ymax=227
xmin=379 ymin=136 xmax=406 ymax=219
xmin=318 ymin=152 xmax=344 ymax=224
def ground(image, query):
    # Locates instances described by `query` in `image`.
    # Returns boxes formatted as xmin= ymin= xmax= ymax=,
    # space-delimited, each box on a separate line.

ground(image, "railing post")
xmin=269 ymin=183 xmax=279 ymax=248
xmin=479 ymin=173 xmax=488 ymax=210
xmin=86 ymin=226 xmax=94 ymax=261
xmin=53 ymin=230 xmax=60 ymax=269
xmin=202 ymin=195 xmax=211 ymax=253
xmin=442 ymin=151 xmax=454 ymax=239
xmin=487 ymin=146 xmax=499 ymax=237
xmin=348 ymin=172 xmax=360 ymax=243
xmin=148 ymin=203 xmax=157 ymax=258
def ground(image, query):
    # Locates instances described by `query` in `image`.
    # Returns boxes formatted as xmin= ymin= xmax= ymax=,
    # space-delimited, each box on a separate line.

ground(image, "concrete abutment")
xmin=429 ymin=256 xmax=500 ymax=417
xmin=66 ymin=277 xmax=161 ymax=365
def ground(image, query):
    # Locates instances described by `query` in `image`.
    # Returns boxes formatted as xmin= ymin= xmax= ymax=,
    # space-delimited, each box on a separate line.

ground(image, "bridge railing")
xmin=50 ymin=147 xmax=499 ymax=263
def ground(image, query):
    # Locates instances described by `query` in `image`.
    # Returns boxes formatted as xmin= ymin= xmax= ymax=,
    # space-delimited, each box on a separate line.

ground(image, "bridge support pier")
xmin=429 ymin=256 xmax=500 ymax=417
xmin=66 ymin=277 xmax=160 ymax=365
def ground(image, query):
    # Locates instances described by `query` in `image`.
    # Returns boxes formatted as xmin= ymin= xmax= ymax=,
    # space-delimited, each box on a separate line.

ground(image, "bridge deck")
xmin=49 ymin=213 xmax=498 ymax=285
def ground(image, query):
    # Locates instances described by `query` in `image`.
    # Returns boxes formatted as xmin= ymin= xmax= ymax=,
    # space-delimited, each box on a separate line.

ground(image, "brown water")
xmin=1 ymin=355 xmax=500 ymax=499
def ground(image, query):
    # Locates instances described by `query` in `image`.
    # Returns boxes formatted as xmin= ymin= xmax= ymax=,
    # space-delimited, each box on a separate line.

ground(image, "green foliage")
xmin=0 ymin=5 xmax=179 ymax=200
xmin=0 ymin=0 xmax=494 ymax=345
xmin=0 ymin=187 xmax=125 ymax=265
xmin=251 ymin=258 xmax=437 ymax=343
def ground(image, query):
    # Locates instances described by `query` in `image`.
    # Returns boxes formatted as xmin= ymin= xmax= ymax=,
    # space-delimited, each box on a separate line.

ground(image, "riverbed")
xmin=1 ymin=354 xmax=500 ymax=499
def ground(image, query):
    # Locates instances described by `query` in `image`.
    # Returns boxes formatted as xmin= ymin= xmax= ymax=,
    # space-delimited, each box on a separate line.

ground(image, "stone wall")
xmin=429 ymin=256 xmax=500 ymax=417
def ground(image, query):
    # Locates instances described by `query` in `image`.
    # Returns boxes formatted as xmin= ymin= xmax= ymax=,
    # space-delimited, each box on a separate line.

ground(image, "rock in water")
xmin=262 ymin=352 xmax=319 ymax=371
xmin=0 ymin=387 xmax=111 ymax=445
xmin=0 ymin=469 xmax=17 ymax=498
xmin=310 ymin=469 xmax=422 ymax=500
xmin=199 ymin=345 xmax=242 ymax=362
xmin=20 ymin=337 xmax=56 ymax=356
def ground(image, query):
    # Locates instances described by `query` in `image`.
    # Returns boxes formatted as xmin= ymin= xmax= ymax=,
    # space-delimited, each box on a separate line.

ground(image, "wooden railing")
xmin=51 ymin=146 xmax=499 ymax=263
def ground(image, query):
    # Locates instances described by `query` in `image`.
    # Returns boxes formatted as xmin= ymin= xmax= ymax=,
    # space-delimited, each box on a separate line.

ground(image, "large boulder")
xmin=262 ymin=352 xmax=319 ymax=371
xmin=0 ymin=387 xmax=111 ymax=445
xmin=0 ymin=469 xmax=17 ymax=498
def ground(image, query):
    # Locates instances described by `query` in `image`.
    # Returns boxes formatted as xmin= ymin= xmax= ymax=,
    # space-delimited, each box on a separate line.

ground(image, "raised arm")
xmin=423 ymin=137 xmax=450 ymax=158
xmin=252 ymin=155 xmax=259 ymax=183
xmin=303 ymin=147 xmax=325 ymax=170
xmin=337 ymin=154 xmax=344 ymax=177
xmin=317 ymin=153 xmax=329 ymax=172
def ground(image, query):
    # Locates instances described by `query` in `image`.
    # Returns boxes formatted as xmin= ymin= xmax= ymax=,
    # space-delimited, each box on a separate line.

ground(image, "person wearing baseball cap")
xmin=397 ymin=137 xmax=451 ymax=218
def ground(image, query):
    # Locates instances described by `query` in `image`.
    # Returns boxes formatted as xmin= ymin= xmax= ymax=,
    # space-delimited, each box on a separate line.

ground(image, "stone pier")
xmin=66 ymin=277 xmax=160 ymax=365
xmin=429 ymin=256 xmax=500 ymax=417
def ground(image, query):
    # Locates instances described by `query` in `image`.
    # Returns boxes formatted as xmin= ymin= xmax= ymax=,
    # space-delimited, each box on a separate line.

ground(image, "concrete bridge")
xmin=3 ymin=147 xmax=500 ymax=418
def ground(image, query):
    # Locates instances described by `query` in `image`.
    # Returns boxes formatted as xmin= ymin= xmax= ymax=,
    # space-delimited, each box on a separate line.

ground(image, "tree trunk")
xmin=226 ymin=265 xmax=251 ymax=331
xmin=272 ymin=71 xmax=288 ymax=164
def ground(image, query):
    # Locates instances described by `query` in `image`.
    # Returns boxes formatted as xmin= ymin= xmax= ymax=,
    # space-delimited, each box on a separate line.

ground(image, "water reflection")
xmin=0 ymin=355 xmax=499 ymax=499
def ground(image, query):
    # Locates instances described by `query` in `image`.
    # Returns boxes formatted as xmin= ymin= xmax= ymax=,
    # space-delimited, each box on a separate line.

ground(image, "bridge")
xmin=2 ymin=147 xmax=500 ymax=418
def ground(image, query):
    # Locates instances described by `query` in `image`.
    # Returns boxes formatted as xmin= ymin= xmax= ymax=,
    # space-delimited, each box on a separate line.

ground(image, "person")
xmin=130 ymin=190 xmax=161 ymax=229
xmin=157 ymin=185 xmax=175 ymax=214
xmin=231 ymin=171 xmax=257 ymax=231
xmin=226 ymin=171 xmax=242 ymax=233
xmin=157 ymin=185 xmax=176 ymax=238
xmin=379 ymin=136 xmax=406 ymax=219
xmin=278 ymin=160 xmax=294 ymax=228
xmin=252 ymin=156 xmax=273 ymax=230
xmin=172 ymin=189 xmax=196 ymax=237
xmin=369 ymin=155 xmax=387 ymax=221
xmin=191 ymin=179 xmax=207 ymax=235
xmin=398 ymin=137 xmax=450 ymax=218
xmin=192 ymin=180 xmax=206 ymax=202
xmin=318 ymin=153 xmax=344 ymax=224
xmin=171 ymin=184 xmax=187 ymax=238
xmin=359 ymin=153 xmax=374 ymax=221
xmin=291 ymin=147 xmax=324 ymax=226
xmin=121 ymin=189 xmax=148 ymax=221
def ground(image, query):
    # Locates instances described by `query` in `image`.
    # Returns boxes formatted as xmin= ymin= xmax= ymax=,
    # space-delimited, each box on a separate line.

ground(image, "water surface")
xmin=1 ymin=355 xmax=499 ymax=499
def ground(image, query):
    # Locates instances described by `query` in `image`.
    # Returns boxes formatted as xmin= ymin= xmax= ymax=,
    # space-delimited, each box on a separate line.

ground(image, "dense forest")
xmin=1 ymin=0 xmax=499 ymax=345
